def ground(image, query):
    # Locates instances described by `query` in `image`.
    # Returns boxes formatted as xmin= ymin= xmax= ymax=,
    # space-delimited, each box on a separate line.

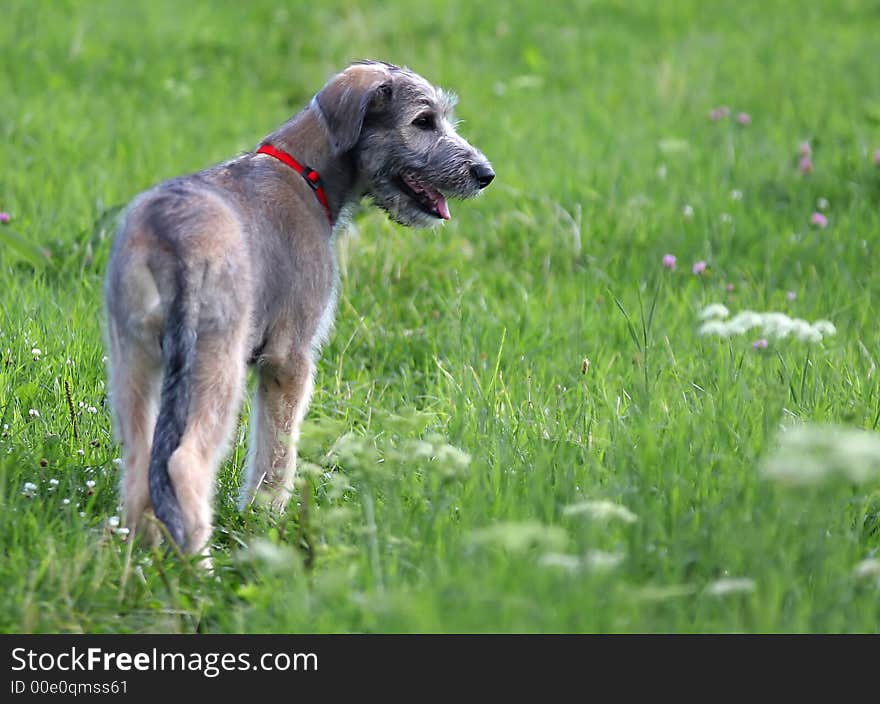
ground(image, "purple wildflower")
xmin=810 ymin=212 xmax=828 ymax=228
xmin=786 ymin=291 xmax=797 ymax=302
xmin=799 ymin=141 xmax=812 ymax=157
xmin=752 ymin=338 xmax=769 ymax=350
xmin=736 ymin=112 xmax=751 ymax=125
xmin=709 ymin=106 xmax=730 ymax=121
xmin=692 ymin=260 xmax=707 ymax=275
xmin=0 ymin=212 xmax=10 ymax=224
xmin=798 ymin=156 xmax=813 ymax=174
xmin=662 ymin=254 xmax=677 ymax=269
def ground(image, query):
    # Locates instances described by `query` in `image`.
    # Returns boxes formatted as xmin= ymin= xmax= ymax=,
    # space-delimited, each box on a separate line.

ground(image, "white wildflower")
xmin=539 ymin=550 xmax=624 ymax=573
xmin=720 ymin=213 xmax=733 ymax=224
xmin=22 ymin=482 xmax=37 ymax=497
xmin=706 ymin=577 xmax=755 ymax=596
xmin=62 ymin=498 xmax=71 ymax=505
xmin=107 ymin=516 xmax=120 ymax=528
xmin=761 ymin=312 xmax=793 ymax=337
xmin=431 ymin=442 xmax=471 ymax=478
xmin=699 ymin=303 xmax=730 ymax=320
xmin=817 ymin=197 xmax=829 ymax=210
xmin=853 ymin=558 xmax=880 ymax=579
xmin=408 ymin=441 xmax=435 ymax=459
xmin=726 ymin=310 xmax=763 ymax=334
xmin=101 ymin=355 xmax=109 ymax=364
xmin=116 ymin=527 xmax=130 ymax=537
xmin=682 ymin=204 xmax=694 ymax=219
xmin=730 ymin=189 xmax=743 ymax=201
xmin=813 ymin=320 xmax=836 ymax=336
xmin=48 ymin=478 xmax=59 ymax=487
xmin=761 ymin=424 xmax=880 ymax=486
xmin=562 ymin=499 xmax=638 ymax=524
xmin=85 ymin=480 xmax=96 ymax=488
xmin=698 ymin=306 xmax=836 ymax=343
xmin=786 ymin=318 xmax=819 ymax=342
xmin=584 ymin=550 xmax=625 ymax=571
xmin=31 ymin=348 xmax=41 ymax=358
xmin=471 ymin=521 xmax=568 ymax=553
xmin=87 ymin=406 xmax=97 ymax=414
xmin=698 ymin=320 xmax=732 ymax=337
xmin=28 ymin=408 xmax=40 ymax=417
xmin=330 ymin=431 xmax=376 ymax=467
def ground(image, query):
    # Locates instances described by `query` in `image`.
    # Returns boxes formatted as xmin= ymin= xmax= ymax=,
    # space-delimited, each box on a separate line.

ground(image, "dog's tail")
xmin=149 ymin=268 xmax=199 ymax=550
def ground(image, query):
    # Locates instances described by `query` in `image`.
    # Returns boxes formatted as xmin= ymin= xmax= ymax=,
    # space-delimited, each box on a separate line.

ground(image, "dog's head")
xmin=314 ymin=60 xmax=494 ymax=227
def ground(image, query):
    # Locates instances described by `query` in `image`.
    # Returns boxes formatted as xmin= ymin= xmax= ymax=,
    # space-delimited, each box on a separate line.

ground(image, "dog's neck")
xmin=261 ymin=106 xmax=360 ymax=226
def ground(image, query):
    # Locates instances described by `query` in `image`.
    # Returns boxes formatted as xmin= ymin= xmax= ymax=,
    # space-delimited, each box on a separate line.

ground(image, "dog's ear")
xmin=314 ymin=64 xmax=393 ymax=155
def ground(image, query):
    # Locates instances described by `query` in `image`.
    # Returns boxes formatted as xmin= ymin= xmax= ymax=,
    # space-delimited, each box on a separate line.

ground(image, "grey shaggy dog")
xmin=104 ymin=61 xmax=494 ymax=559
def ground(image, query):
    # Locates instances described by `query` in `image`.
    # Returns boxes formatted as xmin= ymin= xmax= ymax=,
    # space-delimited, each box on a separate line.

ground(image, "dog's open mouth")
xmin=398 ymin=172 xmax=450 ymax=220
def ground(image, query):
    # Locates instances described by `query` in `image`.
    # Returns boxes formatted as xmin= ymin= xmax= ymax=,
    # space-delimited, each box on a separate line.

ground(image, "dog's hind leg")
xmin=165 ymin=330 xmax=248 ymax=556
xmin=108 ymin=324 xmax=162 ymax=547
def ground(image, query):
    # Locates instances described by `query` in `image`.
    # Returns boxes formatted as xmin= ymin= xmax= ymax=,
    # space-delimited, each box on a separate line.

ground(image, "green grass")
xmin=2 ymin=0 xmax=880 ymax=633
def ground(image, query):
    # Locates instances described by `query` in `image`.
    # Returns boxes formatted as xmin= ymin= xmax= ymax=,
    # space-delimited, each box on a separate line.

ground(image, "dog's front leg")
xmin=240 ymin=351 xmax=315 ymax=513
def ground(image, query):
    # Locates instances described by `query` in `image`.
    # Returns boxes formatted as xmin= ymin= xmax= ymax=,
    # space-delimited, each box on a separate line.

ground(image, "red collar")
xmin=256 ymin=144 xmax=334 ymax=225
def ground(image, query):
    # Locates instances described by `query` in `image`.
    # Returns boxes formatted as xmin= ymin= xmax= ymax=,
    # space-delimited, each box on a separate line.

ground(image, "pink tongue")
xmin=436 ymin=196 xmax=451 ymax=220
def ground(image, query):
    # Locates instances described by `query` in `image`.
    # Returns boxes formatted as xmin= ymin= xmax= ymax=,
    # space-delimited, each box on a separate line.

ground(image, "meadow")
xmin=1 ymin=0 xmax=880 ymax=633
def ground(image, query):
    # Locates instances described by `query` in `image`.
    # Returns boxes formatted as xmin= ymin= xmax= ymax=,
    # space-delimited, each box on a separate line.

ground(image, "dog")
xmin=104 ymin=60 xmax=494 ymax=557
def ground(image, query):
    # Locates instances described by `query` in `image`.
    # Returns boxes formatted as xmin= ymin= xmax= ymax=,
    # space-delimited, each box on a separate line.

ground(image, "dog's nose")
xmin=471 ymin=163 xmax=495 ymax=189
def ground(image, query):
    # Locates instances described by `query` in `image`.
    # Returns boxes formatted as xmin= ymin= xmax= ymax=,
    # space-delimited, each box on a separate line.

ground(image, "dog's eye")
xmin=412 ymin=113 xmax=436 ymax=130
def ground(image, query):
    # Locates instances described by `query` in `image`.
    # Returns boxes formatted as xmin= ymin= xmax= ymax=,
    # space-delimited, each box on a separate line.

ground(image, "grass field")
xmin=2 ymin=0 xmax=880 ymax=633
